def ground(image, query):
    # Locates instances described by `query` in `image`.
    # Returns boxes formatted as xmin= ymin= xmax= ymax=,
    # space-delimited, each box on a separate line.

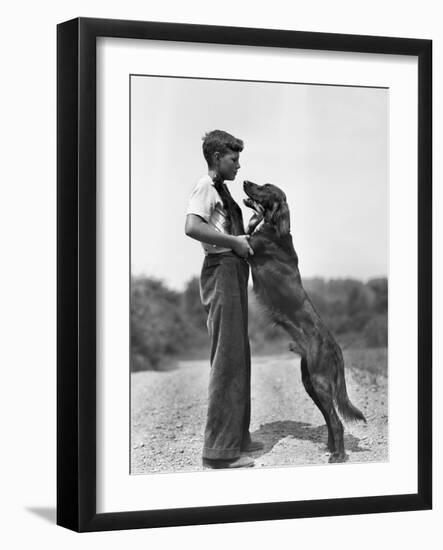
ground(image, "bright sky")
xmin=131 ymin=75 xmax=388 ymax=291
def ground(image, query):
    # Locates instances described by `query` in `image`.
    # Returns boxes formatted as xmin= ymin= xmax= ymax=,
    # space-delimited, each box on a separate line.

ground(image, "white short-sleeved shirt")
xmin=186 ymin=174 xmax=231 ymax=255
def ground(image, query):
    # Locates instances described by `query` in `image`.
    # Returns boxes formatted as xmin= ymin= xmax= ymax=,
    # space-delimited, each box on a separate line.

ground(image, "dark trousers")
xmin=199 ymin=252 xmax=252 ymax=459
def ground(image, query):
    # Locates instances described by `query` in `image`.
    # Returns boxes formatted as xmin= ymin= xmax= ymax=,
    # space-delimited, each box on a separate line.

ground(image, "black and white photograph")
xmin=1 ymin=0 xmax=438 ymax=541
xmin=53 ymin=12 xmax=432 ymax=536
xmin=130 ymin=75 xmax=388 ymax=474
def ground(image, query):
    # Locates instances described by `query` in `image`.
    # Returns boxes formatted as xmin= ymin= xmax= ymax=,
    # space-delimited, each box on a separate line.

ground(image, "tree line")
xmin=131 ymin=274 xmax=387 ymax=371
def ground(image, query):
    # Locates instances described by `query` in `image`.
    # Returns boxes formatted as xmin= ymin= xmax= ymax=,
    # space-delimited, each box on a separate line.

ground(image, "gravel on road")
xmin=131 ymin=348 xmax=388 ymax=474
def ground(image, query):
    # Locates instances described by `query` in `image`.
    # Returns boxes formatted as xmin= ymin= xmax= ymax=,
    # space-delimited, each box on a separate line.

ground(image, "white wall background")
xmin=0 ymin=1 xmax=440 ymax=548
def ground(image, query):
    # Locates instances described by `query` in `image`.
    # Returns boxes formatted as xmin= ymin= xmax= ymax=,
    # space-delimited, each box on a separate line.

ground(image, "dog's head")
xmin=243 ymin=180 xmax=290 ymax=237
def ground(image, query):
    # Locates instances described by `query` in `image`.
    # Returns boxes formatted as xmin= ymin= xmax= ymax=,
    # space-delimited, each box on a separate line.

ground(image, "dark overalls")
xmin=199 ymin=251 xmax=252 ymax=459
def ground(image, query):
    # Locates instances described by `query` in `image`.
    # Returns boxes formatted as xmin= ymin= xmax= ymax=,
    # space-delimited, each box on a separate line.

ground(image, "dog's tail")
xmin=334 ymin=350 xmax=366 ymax=424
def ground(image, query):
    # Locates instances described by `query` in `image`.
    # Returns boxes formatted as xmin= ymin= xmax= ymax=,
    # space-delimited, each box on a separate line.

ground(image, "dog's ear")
xmin=270 ymin=201 xmax=290 ymax=237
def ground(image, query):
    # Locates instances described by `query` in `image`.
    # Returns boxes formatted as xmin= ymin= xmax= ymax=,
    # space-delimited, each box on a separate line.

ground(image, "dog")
xmin=243 ymin=180 xmax=366 ymax=463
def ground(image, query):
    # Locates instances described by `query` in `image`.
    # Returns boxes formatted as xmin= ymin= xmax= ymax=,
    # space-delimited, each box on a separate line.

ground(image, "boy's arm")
xmin=185 ymin=214 xmax=253 ymax=258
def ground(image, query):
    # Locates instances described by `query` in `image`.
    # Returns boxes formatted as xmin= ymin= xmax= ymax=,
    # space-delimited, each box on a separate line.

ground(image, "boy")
xmin=185 ymin=129 xmax=264 ymax=469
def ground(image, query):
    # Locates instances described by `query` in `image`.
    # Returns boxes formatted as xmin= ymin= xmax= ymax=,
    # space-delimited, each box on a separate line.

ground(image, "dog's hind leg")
xmin=300 ymin=357 xmax=336 ymax=453
xmin=309 ymin=371 xmax=347 ymax=463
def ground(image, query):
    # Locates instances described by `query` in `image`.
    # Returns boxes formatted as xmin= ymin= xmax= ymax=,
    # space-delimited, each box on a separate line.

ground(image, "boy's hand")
xmin=232 ymin=235 xmax=254 ymax=258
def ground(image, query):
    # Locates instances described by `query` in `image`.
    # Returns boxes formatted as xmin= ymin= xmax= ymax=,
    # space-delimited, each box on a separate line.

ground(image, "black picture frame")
xmin=57 ymin=17 xmax=432 ymax=532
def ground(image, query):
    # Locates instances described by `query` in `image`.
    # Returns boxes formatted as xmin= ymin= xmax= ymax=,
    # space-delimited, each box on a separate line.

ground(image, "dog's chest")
xmin=249 ymin=257 xmax=305 ymax=313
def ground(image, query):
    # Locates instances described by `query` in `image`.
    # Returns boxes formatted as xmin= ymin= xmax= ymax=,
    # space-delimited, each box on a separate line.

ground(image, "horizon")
xmin=130 ymin=270 xmax=388 ymax=293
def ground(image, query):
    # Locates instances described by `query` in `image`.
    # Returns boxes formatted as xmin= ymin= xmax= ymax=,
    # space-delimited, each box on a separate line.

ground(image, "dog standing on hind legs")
xmin=243 ymin=179 xmax=366 ymax=463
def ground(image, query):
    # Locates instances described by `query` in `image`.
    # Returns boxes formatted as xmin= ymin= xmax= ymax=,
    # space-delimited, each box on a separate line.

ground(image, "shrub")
xmin=131 ymin=276 xmax=192 ymax=370
xmin=363 ymin=314 xmax=388 ymax=348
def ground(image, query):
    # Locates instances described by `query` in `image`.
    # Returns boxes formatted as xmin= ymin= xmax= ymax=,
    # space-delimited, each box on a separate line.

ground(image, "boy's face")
xmin=215 ymin=150 xmax=241 ymax=181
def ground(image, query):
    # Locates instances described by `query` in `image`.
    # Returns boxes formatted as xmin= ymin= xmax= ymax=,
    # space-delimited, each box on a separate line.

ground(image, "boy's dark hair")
xmin=201 ymin=129 xmax=245 ymax=236
xmin=202 ymin=130 xmax=244 ymax=166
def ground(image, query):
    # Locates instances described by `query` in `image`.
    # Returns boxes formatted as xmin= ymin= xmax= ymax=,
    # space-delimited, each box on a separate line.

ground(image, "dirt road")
xmin=131 ymin=348 xmax=388 ymax=474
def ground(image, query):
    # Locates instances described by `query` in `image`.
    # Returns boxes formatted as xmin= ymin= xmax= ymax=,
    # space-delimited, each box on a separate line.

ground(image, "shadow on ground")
xmin=250 ymin=420 xmax=366 ymax=456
